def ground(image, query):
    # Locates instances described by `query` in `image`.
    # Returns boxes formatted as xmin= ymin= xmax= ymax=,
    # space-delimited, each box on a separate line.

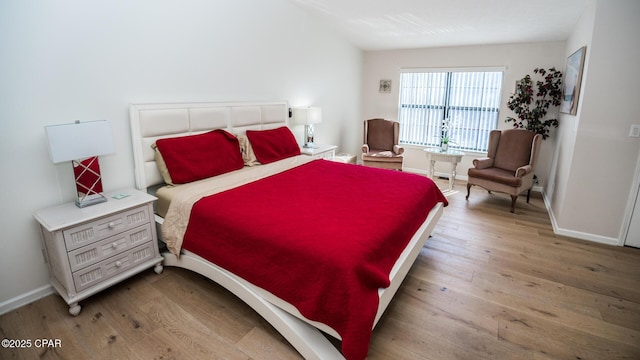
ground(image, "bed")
xmin=129 ymin=101 xmax=447 ymax=359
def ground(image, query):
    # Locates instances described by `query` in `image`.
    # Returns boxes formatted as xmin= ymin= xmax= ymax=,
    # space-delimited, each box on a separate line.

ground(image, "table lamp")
xmin=292 ymin=107 xmax=322 ymax=148
xmin=45 ymin=120 xmax=115 ymax=207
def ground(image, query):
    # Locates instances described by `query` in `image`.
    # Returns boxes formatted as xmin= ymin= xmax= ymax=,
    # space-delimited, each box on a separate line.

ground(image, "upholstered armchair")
xmin=362 ymin=118 xmax=404 ymax=171
xmin=466 ymin=129 xmax=542 ymax=213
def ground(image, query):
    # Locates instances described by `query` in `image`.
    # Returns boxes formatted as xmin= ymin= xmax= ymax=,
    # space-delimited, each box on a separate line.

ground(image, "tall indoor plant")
xmin=505 ymin=67 xmax=563 ymax=139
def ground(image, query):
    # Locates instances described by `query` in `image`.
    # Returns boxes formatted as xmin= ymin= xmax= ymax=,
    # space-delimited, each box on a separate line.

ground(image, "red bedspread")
xmin=182 ymin=160 xmax=447 ymax=359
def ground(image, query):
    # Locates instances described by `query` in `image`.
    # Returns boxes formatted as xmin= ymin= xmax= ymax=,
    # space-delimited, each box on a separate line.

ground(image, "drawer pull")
xmin=112 ymin=242 xmax=118 ymax=249
xmin=115 ymin=261 xmax=122 ymax=267
xmin=108 ymin=222 xmax=116 ymax=229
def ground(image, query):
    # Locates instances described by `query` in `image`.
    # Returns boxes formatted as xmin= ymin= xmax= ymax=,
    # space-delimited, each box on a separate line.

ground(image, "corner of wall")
xmin=541 ymin=189 xmax=620 ymax=246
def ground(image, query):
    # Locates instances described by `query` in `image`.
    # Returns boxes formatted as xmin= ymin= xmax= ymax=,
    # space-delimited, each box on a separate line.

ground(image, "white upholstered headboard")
xmin=130 ymin=101 xmax=289 ymax=191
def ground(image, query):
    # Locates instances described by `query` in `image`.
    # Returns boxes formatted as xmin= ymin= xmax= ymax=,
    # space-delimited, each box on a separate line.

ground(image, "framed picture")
xmin=560 ymin=46 xmax=586 ymax=115
xmin=379 ymin=79 xmax=392 ymax=93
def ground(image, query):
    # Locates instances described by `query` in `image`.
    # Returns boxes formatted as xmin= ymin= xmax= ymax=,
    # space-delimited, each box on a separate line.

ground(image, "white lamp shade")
xmin=292 ymin=107 xmax=322 ymax=125
xmin=45 ymin=120 xmax=115 ymax=163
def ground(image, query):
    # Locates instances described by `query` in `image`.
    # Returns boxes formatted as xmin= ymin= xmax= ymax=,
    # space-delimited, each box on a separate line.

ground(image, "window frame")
xmin=397 ymin=67 xmax=505 ymax=153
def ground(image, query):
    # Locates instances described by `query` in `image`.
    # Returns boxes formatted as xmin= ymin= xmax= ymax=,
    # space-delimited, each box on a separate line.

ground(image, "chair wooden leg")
xmin=510 ymin=195 xmax=517 ymax=213
xmin=527 ymin=189 xmax=531 ymax=203
xmin=466 ymin=183 xmax=471 ymax=200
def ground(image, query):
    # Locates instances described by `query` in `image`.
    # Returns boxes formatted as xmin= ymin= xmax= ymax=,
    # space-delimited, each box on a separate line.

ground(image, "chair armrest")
xmin=472 ymin=157 xmax=493 ymax=169
xmin=393 ymin=145 xmax=404 ymax=155
xmin=515 ymin=165 xmax=533 ymax=178
xmin=362 ymin=144 xmax=369 ymax=154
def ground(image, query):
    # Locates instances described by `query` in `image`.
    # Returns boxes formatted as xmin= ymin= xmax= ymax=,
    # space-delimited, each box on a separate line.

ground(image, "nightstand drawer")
xmin=72 ymin=242 xmax=157 ymax=292
xmin=67 ymin=224 xmax=154 ymax=272
xmin=317 ymin=150 xmax=335 ymax=160
xmin=63 ymin=205 xmax=152 ymax=251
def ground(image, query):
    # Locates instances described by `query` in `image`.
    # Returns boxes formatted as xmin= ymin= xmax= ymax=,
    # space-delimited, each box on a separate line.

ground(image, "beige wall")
xmin=550 ymin=0 xmax=640 ymax=244
xmin=362 ymin=42 xmax=567 ymax=184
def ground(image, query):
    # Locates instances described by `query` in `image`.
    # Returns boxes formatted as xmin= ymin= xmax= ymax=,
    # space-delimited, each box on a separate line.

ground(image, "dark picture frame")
xmin=379 ymin=79 xmax=392 ymax=93
xmin=560 ymin=46 xmax=586 ymax=115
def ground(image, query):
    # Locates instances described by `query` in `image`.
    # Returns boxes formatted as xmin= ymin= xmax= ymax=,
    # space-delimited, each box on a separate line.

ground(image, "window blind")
xmin=398 ymin=70 xmax=504 ymax=152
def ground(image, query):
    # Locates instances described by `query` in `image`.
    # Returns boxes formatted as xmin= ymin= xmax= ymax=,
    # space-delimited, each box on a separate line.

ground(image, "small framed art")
xmin=560 ymin=46 xmax=586 ymax=115
xmin=379 ymin=79 xmax=392 ymax=93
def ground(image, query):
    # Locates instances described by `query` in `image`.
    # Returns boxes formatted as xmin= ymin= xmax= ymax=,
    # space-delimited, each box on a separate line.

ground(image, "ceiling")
xmin=290 ymin=0 xmax=589 ymax=51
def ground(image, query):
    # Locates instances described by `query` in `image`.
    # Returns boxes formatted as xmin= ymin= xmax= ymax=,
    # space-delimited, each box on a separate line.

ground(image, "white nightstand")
xmin=33 ymin=188 xmax=163 ymax=316
xmin=300 ymin=144 xmax=337 ymax=160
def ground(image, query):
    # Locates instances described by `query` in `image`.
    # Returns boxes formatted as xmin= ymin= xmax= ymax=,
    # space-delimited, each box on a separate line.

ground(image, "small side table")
xmin=300 ymin=144 xmax=337 ymax=160
xmin=34 ymin=188 xmax=163 ymax=316
xmin=424 ymin=148 xmax=465 ymax=191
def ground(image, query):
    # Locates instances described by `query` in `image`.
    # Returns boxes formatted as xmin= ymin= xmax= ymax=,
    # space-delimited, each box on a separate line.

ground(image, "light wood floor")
xmin=2 ymin=178 xmax=640 ymax=359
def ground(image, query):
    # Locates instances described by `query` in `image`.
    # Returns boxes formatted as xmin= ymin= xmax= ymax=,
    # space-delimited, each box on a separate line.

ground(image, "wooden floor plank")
xmin=2 ymin=178 xmax=639 ymax=359
xmin=235 ymin=326 xmax=302 ymax=360
xmin=58 ymin=299 xmax=140 ymax=360
xmin=151 ymin=269 xmax=256 ymax=344
xmin=138 ymin=293 xmax=250 ymax=359
xmin=497 ymin=311 xmax=639 ymax=360
xmin=0 ymin=310 xmax=41 ymax=360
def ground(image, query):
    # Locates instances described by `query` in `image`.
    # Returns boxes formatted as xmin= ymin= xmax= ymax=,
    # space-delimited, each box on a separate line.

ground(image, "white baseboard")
xmin=403 ymin=167 xmax=469 ymax=181
xmin=0 ymin=284 xmax=54 ymax=315
xmin=403 ymin=167 xmax=427 ymax=175
xmin=541 ymin=190 xmax=621 ymax=246
xmin=553 ymin=228 xmax=620 ymax=246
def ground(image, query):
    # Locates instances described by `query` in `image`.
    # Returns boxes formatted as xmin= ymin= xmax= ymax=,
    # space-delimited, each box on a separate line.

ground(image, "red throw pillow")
xmin=245 ymin=127 xmax=301 ymax=164
xmin=155 ymin=129 xmax=244 ymax=184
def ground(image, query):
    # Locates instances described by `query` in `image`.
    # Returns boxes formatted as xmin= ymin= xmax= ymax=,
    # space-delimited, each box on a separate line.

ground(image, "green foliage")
xmin=505 ymin=67 xmax=563 ymax=139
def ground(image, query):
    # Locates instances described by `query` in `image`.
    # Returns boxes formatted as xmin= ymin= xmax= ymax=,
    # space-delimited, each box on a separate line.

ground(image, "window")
xmin=397 ymin=69 xmax=504 ymax=152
